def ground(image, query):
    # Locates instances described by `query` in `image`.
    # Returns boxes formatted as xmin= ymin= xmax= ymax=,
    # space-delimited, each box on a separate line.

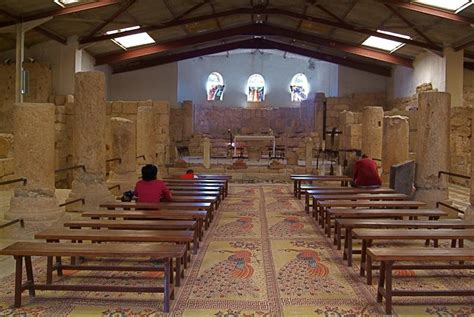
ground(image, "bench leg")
xmin=14 ymin=256 xmax=23 ymax=308
xmin=360 ymin=239 xmax=367 ymax=275
xmin=347 ymin=229 xmax=353 ymax=267
xmin=376 ymin=261 xmax=385 ymax=302
xmin=367 ymin=254 xmax=373 ymax=285
xmin=385 ymin=261 xmax=393 ymax=315
xmin=163 ymin=259 xmax=171 ymax=313
xmin=56 ymin=256 xmax=63 ymax=276
xmin=336 ymin=225 xmax=342 ymax=250
xmin=46 ymin=256 xmax=53 ymax=284
xmin=24 ymin=256 xmax=36 ymax=297
xmin=343 ymin=228 xmax=349 ymax=260
xmin=175 ymin=257 xmax=181 ymax=287
xmin=305 ymin=193 xmax=309 ymax=213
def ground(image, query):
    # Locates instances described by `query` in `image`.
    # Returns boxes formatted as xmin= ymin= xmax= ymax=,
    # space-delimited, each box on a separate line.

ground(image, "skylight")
xmin=106 ymin=26 xmax=155 ymax=49
xmin=362 ymin=30 xmax=411 ymax=53
xmin=412 ymin=0 xmax=473 ymax=13
xmin=54 ymin=0 xmax=83 ymax=7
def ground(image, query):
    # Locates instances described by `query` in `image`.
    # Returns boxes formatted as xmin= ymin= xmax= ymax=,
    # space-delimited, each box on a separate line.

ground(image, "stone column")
xmin=67 ymin=72 xmax=114 ymax=210
xmin=203 ymin=137 xmax=211 ymax=169
xmin=361 ymin=106 xmax=383 ymax=160
xmin=108 ymin=117 xmax=136 ymax=191
xmin=464 ymin=110 xmax=474 ymax=221
xmin=153 ymin=101 xmax=171 ymax=166
xmin=382 ymin=115 xmax=409 ymax=182
xmin=305 ymin=137 xmax=313 ymax=172
xmin=137 ymin=105 xmax=157 ymax=165
xmin=6 ymin=103 xmax=62 ymax=224
xmin=414 ymin=92 xmax=450 ymax=207
xmin=182 ymin=100 xmax=194 ymax=141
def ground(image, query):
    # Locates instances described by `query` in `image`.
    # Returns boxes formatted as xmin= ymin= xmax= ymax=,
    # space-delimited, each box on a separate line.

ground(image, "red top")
xmin=353 ymin=158 xmax=382 ymax=187
xmin=135 ymin=180 xmax=172 ymax=203
xmin=180 ymin=173 xmax=195 ymax=179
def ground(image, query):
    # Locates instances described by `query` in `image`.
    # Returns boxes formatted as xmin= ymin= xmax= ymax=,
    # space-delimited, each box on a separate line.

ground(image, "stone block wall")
xmin=0 ymin=62 xmax=52 ymax=133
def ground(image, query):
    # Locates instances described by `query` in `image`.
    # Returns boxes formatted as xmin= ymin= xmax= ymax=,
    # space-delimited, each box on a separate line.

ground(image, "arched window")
xmin=247 ymin=74 xmax=265 ymax=102
xmin=290 ymin=73 xmax=309 ymax=102
xmin=206 ymin=72 xmax=225 ymax=101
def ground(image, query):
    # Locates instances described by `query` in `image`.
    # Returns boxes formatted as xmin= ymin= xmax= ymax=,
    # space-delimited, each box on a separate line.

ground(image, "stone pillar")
xmin=382 ymin=115 xmax=409 ymax=182
xmin=465 ymin=110 xmax=474 ymax=221
xmin=361 ymin=106 xmax=383 ymax=160
xmin=182 ymin=100 xmax=194 ymax=141
xmin=137 ymin=105 xmax=157 ymax=165
xmin=305 ymin=137 xmax=313 ymax=172
xmin=6 ymin=103 xmax=62 ymax=224
xmin=108 ymin=117 xmax=136 ymax=190
xmin=314 ymin=93 xmax=326 ymax=147
xmin=153 ymin=101 xmax=171 ymax=166
xmin=67 ymin=72 xmax=114 ymax=210
xmin=414 ymin=92 xmax=450 ymax=207
xmin=203 ymin=137 xmax=211 ymax=169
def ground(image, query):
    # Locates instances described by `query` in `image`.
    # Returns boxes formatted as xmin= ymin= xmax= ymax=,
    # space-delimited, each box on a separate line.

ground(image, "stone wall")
xmin=0 ymin=62 xmax=52 ymax=133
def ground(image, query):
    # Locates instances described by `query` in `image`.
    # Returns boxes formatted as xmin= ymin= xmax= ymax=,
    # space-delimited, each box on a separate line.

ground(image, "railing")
xmin=438 ymin=171 xmax=470 ymax=180
xmin=108 ymin=184 xmax=120 ymax=191
xmin=106 ymin=157 xmax=122 ymax=164
xmin=436 ymin=201 xmax=465 ymax=218
xmin=55 ymin=165 xmax=86 ymax=173
xmin=136 ymin=155 xmax=146 ymax=160
xmin=0 ymin=178 xmax=27 ymax=186
xmin=0 ymin=218 xmax=24 ymax=229
xmin=59 ymin=198 xmax=85 ymax=207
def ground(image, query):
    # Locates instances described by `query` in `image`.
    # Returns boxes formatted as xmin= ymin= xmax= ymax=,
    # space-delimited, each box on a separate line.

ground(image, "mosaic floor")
xmin=0 ymin=184 xmax=472 ymax=316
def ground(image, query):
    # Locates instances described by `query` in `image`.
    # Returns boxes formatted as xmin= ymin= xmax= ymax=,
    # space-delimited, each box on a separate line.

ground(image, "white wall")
xmin=465 ymin=69 xmax=474 ymax=88
xmin=177 ymin=50 xmax=339 ymax=107
xmin=337 ymin=66 xmax=387 ymax=97
xmin=109 ymin=62 xmax=178 ymax=105
xmin=389 ymin=51 xmax=446 ymax=99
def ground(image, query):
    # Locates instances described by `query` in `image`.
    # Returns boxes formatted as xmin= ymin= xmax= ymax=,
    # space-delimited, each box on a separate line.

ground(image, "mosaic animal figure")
xmin=278 ymin=249 xmax=330 ymax=297
xmin=214 ymin=216 xmax=254 ymax=236
xmin=269 ymin=216 xmax=304 ymax=236
xmin=192 ymin=250 xmax=259 ymax=298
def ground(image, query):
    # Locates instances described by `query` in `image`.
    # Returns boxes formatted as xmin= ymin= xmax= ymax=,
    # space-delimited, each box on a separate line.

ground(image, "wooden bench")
xmin=318 ymin=200 xmax=426 ymax=231
xmin=82 ymin=210 xmax=207 ymax=240
xmin=171 ymin=191 xmax=221 ymax=205
xmin=0 ymin=242 xmax=185 ymax=312
xmin=164 ymin=179 xmax=228 ymax=197
xmin=169 ymin=186 xmax=224 ymax=200
xmin=291 ymin=175 xmax=352 ymax=198
xmin=335 ymin=218 xmax=474 ymax=257
xmin=167 ymin=195 xmax=219 ymax=209
xmin=304 ymin=187 xmax=396 ymax=212
xmin=310 ymin=193 xmax=409 ymax=217
xmin=367 ymin=247 xmax=474 ymax=314
xmin=354 ymin=228 xmax=474 ymax=284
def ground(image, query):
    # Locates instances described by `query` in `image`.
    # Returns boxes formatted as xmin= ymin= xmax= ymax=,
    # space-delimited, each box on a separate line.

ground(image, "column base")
xmin=5 ymin=195 xmax=63 ymax=224
xmin=414 ymin=188 xmax=449 ymax=209
xmin=66 ymin=180 xmax=115 ymax=211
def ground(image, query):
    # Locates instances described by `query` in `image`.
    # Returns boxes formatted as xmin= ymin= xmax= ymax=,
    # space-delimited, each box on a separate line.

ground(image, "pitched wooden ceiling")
xmin=0 ymin=0 xmax=473 ymax=76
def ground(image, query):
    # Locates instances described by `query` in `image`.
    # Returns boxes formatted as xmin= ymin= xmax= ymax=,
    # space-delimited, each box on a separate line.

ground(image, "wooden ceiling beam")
xmin=80 ymin=7 xmax=441 ymax=51
xmin=0 ymin=0 xmax=122 ymax=28
xmin=95 ymin=23 xmax=413 ymax=67
xmin=381 ymin=0 xmax=474 ymax=25
xmin=113 ymin=38 xmax=392 ymax=77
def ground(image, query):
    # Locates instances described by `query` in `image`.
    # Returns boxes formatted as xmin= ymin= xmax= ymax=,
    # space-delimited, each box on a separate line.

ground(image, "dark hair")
xmin=186 ymin=169 xmax=194 ymax=174
xmin=142 ymin=164 xmax=158 ymax=181
xmin=361 ymin=154 xmax=368 ymax=159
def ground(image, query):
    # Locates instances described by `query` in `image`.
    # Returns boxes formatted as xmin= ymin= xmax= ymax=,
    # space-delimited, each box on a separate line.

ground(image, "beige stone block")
xmin=122 ymin=101 xmax=138 ymax=114
xmin=3 ymin=157 xmax=14 ymax=174
xmin=106 ymin=101 xmax=112 ymax=115
xmin=138 ymin=100 xmax=153 ymax=108
xmin=154 ymin=101 xmax=170 ymax=114
xmin=158 ymin=114 xmax=170 ymax=125
xmin=382 ymin=115 xmax=409 ymax=180
xmin=111 ymin=101 xmax=122 ymax=114
xmin=0 ymin=133 xmax=13 ymax=158
xmin=65 ymin=95 xmax=74 ymax=104
xmin=361 ymin=106 xmax=383 ymax=159
xmin=55 ymin=105 xmax=66 ymax=114
xmin=55 ymin=95 xmax=66 ymax=105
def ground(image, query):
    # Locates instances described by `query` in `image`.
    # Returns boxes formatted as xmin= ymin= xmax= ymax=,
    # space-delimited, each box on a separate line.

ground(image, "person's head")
xmin=141 ymin=164 xmax=158 ymax=181
xmin=361 ymin=154 xmax=368 ymax=159
xmin=186 ymin=169 xmax=194 ymax=175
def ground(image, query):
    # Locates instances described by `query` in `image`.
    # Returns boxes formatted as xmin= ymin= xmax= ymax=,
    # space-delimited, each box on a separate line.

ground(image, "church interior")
xmin=0 ymin=0 xmax=473 ymax=316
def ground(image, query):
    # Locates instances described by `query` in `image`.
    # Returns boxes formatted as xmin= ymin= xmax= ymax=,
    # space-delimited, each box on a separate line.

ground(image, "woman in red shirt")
xmin=135 ymin=164 xmax=172 ymax=203
xmin=352 ymin=155 xmax=382 ymax=187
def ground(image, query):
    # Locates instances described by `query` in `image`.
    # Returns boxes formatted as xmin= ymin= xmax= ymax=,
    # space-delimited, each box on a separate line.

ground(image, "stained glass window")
xmin=206 ymin=72 xmax=225 ymax=101
xmin=290 ymin=73 xmax=309 ymax=102
xmin=247 ymin=74 xmax=265 ymax=102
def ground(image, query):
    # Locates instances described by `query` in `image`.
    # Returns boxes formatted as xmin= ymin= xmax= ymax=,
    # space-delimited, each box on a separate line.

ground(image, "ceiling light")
xmin=362 ymin=30 xmax=411 ymax=53
xmin=412 ymin=0 xmax=473 ymax=13
xmin=106 ymin=26 xmax=155 ymax=49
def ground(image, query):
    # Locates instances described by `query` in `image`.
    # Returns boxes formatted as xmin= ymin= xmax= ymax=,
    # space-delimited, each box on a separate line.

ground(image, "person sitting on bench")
xmin=135 ymin=164 xmax=172 ymax=203
xmin=351 ymin=154 xmax=382 ymax=188
xmin=180 ymin=169 xmax=198 ymax=179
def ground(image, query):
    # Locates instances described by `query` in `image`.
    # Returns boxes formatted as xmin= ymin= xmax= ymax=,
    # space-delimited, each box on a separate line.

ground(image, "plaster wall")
xmin=337 ymin=66 xmax=387 ymax=97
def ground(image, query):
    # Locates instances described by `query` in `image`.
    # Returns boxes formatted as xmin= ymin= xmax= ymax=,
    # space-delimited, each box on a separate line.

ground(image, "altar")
xmin=233 ymin=135 xmax=276 ymax=157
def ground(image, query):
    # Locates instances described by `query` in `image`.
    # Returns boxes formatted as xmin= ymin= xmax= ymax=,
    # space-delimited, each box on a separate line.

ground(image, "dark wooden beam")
xmin=80 ymin=7 xmax=441 ymax=51
xmin=384 ymin=4 xmax=437 ymax=47
xmin=464 ymin=62 xmax=474 ymax=70
xmin=0 ymin=0 xmax=122 ymax=28
xmin=83 ymin=0 xmax=137 ymax=39
xmin=95 ymin=23 xmax=413 ymax=67
xmin=382 ymin=0 xmax=474 ymax=25
xmin=113 ymin=38 xmax=392 ymax=77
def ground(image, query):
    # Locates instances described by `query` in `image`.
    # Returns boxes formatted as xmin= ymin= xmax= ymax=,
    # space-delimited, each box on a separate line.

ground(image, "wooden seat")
xmin=168 ymin=186 xmax=224 ymax=199
xmin=0 ymin=242 xmax=186 ymax=312
xmin=291 ymin=175 xmax=352 ymax=198
xmin=367 ymin=247 xmax=474 ymax=314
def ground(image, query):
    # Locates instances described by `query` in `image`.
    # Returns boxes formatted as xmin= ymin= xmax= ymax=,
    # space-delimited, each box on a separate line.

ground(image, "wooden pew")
xmin=335 ymin=218 xmax=474 ymax=253
xmin=367 ymin=247 xmax=474 ymax=314
xmin=164 ymin=179 xmax=228 ymax=197
xmin=291 ymin=175 xmax=352 ymax=198
xmin=318 ymin=200 xmax=426 ymax=232
xmin=354 ymin=228 xmax=474 ymax=285
xmin=35 ymin=228 xmax=194 ymax=283
xmin=0 ymin=242 xmax=185 ymax=312
xmin=165 ymin=195 xmax=219 ymax=209
xmin=170 ymin=191 xmax=222 ymax=206
xmin=168 ymin=186 xmax=224 ymax=200
xmin=304 ymin=187 xmax=396 ymax=212
xmin=82 ymin=210 xmax=207 ymax=241
xmin=310 ymin=193 xmax=409 ymax=217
